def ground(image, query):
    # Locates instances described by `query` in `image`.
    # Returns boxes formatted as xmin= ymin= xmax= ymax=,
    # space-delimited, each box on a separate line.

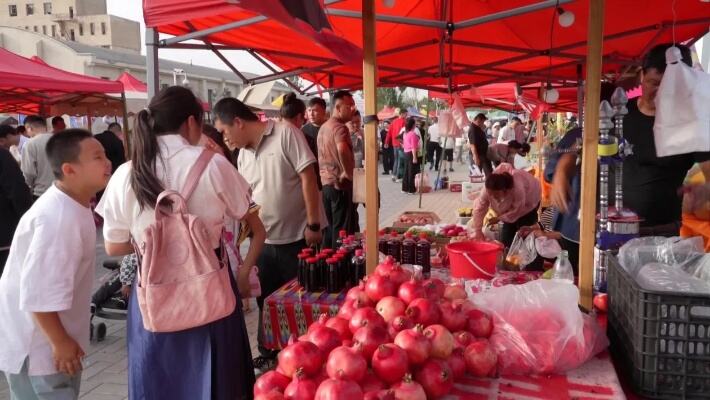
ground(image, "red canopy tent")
xmin=117 ymin=72 xmax=149 ymax=93
xmin=0 ymin=48 xmax=125 ymax=115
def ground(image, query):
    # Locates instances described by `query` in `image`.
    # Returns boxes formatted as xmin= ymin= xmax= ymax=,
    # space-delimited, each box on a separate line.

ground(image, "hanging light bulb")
xmin=182 ymin=77 xmax=190 ymax=87
xmin=383 ymin=0 xmax=396 ymax=7
xmin=544 ymin=83 xmax=560 ymax=104
xmin=557 ymin=7 xmax=575 ymax=27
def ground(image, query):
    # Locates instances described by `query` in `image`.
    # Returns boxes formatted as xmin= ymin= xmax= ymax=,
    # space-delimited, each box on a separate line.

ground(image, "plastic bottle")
xmin=318 ymin=254 xmax=329 ymax=291
xmin=326 ymin=258 xmax=339 ymax=293
xmin=297 ymin=253 xmax=308 ymax=288
xmin=306 ymin=257 xmax=318 ymax=292
xmin=387 ymin=232 xmax=402 ymax=262
xmin=401 ymin=232 xmax=416 ymax=265
xmin=352 ymin=249 xmax=366 ymax=286
xmin=551 ymin=250 xmax=575 ymax=283
xmin=378 ymin=230 xmax=389 ymax=254
xmin=415 ymin=232 xmax=431 ymax=278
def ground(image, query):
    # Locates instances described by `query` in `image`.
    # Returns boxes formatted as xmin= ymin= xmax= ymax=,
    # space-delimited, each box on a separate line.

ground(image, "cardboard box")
xmin=449 ymin=183 xmax=462 ymax=192
xmin=392 ymin=211 xmax=441 ymax=228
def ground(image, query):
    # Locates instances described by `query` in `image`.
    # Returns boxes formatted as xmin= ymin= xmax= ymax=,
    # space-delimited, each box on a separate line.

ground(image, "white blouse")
xmin=96 ymin=134 xmax=252 ymax=249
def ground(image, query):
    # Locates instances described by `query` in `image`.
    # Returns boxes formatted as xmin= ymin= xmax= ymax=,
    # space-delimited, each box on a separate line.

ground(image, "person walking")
xmin=497 ymin=116 xmax=524 ymax=144
xmin=468 ymin=113 xmax=493 ymax=177
xmin=0 ymin=146 xmax=32 ymax=276
xmin=427 ymin=117 xmax=441 ymax=171
xmin=386 ymin=109 xmax=407 ymax=181
xmin=94 ymin=122 xmax=126 ymax=174
xmin=97 ymin=87 xmax=265 ymax=399
xmin=21 ymin=115 xmax=54 ymax=200
xmin=302 ymin=97 xmax=328 ymax=189
xmin=348 ymin=111 xmax=364 ymax=168
xmin=379 ymin=121 xmax=393 ymax=174
xmin=401 ymin=118 xmax=420 ymax=194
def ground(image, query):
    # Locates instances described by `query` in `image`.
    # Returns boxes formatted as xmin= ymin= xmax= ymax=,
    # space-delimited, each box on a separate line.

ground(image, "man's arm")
xmin=299 ymin=166 xmax=323 ymax=246
xmin=549 ymin=153 xmax=577 ymax=214
xmin=20 ymin=140 xmax=36 ymax=191
xmin=336 ymin=125 xmax=355 ymax=183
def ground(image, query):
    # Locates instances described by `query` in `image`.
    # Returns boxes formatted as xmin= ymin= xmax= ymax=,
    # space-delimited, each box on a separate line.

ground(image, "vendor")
xmin=472 ymin=163 xmax=541 ymax=247
xmin=487 ymin=140 xmax=530 ymax=168
xmin=622 ymin=43 xmax=710 ymax=237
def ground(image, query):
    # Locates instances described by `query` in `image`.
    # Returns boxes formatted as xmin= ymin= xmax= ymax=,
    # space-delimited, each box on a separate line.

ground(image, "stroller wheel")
xmin=96 ymin=323 xmax=107 ymax=342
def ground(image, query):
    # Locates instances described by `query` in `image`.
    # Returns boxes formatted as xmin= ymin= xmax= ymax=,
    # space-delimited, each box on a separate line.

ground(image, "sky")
xmin=106 ymin=1 xmax=273 ymax=75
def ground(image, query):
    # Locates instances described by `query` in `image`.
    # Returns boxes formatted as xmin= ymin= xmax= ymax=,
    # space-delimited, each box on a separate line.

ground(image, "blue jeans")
xmin=393 ymin=147 xmax=405 ymax=179
xmin=5 ymin=358 xmax=81 ymax=400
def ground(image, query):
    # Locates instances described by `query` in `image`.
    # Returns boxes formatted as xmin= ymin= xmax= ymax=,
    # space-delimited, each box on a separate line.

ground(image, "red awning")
xmin=117 ymin=72 xmax=148 ymax=93
xmin=143 ymin=0 xmax=710 ymax=92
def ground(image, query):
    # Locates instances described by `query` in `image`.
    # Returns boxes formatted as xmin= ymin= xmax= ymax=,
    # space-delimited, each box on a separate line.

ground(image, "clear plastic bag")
xmin=505 ymin=232 xmax=537 ymax=268
xmin=474 ymin=280 xmax=608 ymax=375
xmin=680 ymin=253 xmax=710 ymax=285
xmin=637 ymin=262 xmax=710 ymax=294
xmin=618 ymin=236 xmax=704 ymax=277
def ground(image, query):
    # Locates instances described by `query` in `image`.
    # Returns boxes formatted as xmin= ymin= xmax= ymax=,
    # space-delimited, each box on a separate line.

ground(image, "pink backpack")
xmin=135 ymin=150 xmax=236 ymax=333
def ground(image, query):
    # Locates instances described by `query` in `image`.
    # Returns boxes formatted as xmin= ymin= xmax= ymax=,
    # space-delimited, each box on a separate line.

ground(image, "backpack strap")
xmin=181 ymin=150 xmax=215 ymax=201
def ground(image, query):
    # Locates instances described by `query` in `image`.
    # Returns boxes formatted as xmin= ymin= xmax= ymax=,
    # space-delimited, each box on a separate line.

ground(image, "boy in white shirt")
xmin=0 ymin=129 xmax=111 ymax=399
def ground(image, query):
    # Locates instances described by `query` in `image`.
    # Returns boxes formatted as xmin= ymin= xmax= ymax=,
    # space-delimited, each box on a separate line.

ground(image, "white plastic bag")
xmin=618 ymin=236 xmax=704 ymax=277
xmin=415 ymin=171 xmax=431 ymax=193
xmin=637 ymin=262 xmax=710 ymax=294
xmin=654 ymin=46 xmax=710 ymax=156
xmin=506 ymin=232 xmax=537 ymax=267
xmin=474 ymin=280 xmax=608 ymax=375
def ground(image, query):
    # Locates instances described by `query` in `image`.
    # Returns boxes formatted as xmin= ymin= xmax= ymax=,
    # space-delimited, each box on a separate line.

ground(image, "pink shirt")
xmin=403 ymin=130 xmax=420 ymax=153
xmin=472 ymin=163 xmax=541 ymax=232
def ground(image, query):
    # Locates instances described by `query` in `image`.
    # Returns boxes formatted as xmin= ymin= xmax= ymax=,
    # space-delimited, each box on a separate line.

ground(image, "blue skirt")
xmin=127 ymin=267 xmax=255 ymax=400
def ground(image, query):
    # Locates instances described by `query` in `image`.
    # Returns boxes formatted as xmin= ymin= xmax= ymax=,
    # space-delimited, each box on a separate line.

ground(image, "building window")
xmin=160 ymin=83 xmax=169 ymax=90
xmin=42 ymin=25 xmax=46 ymax=35
xmin=8 ymin=5 xmax=17 ymax=16
xmin=33 ymin=25 xmax=37 ymax=32
xmin=89 ymin=23 xmax=94 ymax=35
xmin=78 ymin=23 xmax=83 ymax=35
xmin=70 ymin=29 xmax=75 ymax=41
xmin=43 ymin=2 xmax=50 ymax=14
xmin=25 ymin=3 xmax=33 ymax=15
xmin=51 ymin=24 xmax=55 ymax=36
xmin=68 ymin=6 xmax=73 ymax=18
xmin=101 ymin=22 xmax=106 ymax=35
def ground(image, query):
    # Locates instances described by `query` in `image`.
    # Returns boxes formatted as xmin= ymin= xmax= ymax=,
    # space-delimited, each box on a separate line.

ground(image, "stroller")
xmin=89 ymin=254 xmax=136 ymax=341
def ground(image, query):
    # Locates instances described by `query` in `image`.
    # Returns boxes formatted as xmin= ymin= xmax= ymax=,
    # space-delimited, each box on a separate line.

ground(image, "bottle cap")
xmin=355 ymin=249 xmax=364 ymax=257
xmin=339 ymin=230 xmax=347 ymax=238
xmin=418 ymin=232 xmax=429 ymax=240
xmin=306 ymin=257 xmax=318 ymax=263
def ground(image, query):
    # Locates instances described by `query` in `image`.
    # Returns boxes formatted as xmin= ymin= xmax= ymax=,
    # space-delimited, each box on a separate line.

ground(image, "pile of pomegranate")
xmin=254 ymin=257 xmax=498 ymax=400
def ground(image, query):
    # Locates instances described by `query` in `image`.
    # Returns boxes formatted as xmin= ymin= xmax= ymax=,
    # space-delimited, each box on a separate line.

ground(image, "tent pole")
xmin=120 ymin=92 xmax=130 ymax=160
xmin=578 ymin=0 xmax=605 ymax=311
xmin=146 ymin=28 xmax=159 ymax=99
xmin=362 ymin=0 xmax=378 ymax=275
xmin=577 ymin=64 xmax=584 ymax=122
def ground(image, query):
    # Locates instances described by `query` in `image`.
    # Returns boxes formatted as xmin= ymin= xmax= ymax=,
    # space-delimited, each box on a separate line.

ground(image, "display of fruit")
xmin=457 ymin=207 xmax=473 ymax=217
xmin=593 ymin=293 xmax=608 ymax=313
xmin=398 ymin=213 xmax=434 ymax=225
xmin=439 ymin=224 xmax=467 ymax=238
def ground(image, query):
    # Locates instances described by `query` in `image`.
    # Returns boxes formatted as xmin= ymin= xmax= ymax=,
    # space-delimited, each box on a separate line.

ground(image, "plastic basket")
xmin=607 ymin=257 xmax=710 ymax=399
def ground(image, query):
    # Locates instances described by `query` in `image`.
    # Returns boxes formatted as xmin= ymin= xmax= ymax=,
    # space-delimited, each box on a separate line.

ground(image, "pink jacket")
xmin=403 ymin=130 xmax=420 ymax=153
xmin=472 ymin=163 xmax=541 ymax=232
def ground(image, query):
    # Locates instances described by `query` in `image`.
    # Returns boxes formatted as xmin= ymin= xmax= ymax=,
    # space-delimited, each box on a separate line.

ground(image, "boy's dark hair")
xmin=331 ymin=90 xmax=352 ymax=107
xmin=643 ymin=43 xmax=691 ymax=73
xmin=508 ymin=140 xmax=523 ymax=150
xmin=511 ymin=116 xmax=522 ymax=124
xmin=280 ymin=92 xmax=306 ymax=120
xmin=24 ymin=115 xmax=46 ymax=129
xmin=46 ymin=129 xmax=92 ymax=179
xmin=307 ymin=97 xmax=327 ymax=110
xmin=405 ymin=117 xmax=417 ymax=132
xmin=399 ymin=109 xmax=407 ymax=115
xmin=0 ymin=125 xmax=16 ymax=139
xmin=107 ymin=122 xmax=122 ymax=131
xmin=16 ymin=126 xmax=25 ymax=135
xmin=521 ymin=143 xmax=531 ymax=153
xmin=485 ymin=172 xmax=514 ymax=191
xmin=51 ymin=116 xmax=65 ymax=127
xmin=213 ymin=97 xmax=259 ymax=125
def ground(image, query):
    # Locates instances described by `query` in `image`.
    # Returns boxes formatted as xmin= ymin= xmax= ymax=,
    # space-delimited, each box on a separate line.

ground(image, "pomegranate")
xmin=306 ymin=325 xmax=342 ymax=355
xmin=466 ymin=309 xmax=493 ymax=338
xmin=346 ymin=282 xmax=373 ymax=306
xmin=422 ymin=278 xmax=445 ymax=299
xmin=391 ymin=375 xmax=426 ymax=400
xmin=439 ymin=301 xmax=467 ymax=332
xmin=325 ymin=317 xmax=352 ymax=341
xmin=308 ymin=314 xmax=330 ymax=334
xmin=448 ymin=348 xmax=467 ymax=379
xmin=349 ymin=307 xmax=386 ymax=334
xmin=423 ymin=324 xmax=455 ymax=359
xmin=255 ymin=390 xmax=286 ymax=400
xmin=254 ymin=370 xmax=291 ymax=396
xmin=397 ymin=279 xmax=427 ymax=305
xmin=337 ymin=299 xmax=365 ymax=320
xmin=443 ymin=284 xmax=467 ymax=300
xmin=284 ymin=375 xmax=318 ymax=400
xmin=405 ymin=298 xmax=441 ymax=326
xmin=385 ymin=264 xmax=412 ymax=287
xmin=365 ymin=274 xmax=397 ymax=302
xmin=325 ymin=346 xmax=367 ymax=382
xmin=453 ymin=331 xmax=475 ymax=349
xmin=314 ymin=379 xmax=364 ymax=400
xmin=414 ymin=359 xmax=453 ymax=398
xmin=277 ymin=341 xmax=323 ymax=378
xmin=352 ymin=325 xmax=389 ymax=360
xmin=371 ymin=344 xmax=409 ymax=384
xmin=393 ymin=326 xmax=431 ymax=365
xmin=451 ymin=298 xmax=475 ymax=313
xmin=387 ymin=315 xmax=413 ymax=339
xmin=359 ymin=371 xmax=387 ymax=393
xmin=464 ymin=339 xmax=498 ymax=377
xmin=375 ymin=296 xmax=406 ymax=323
xmin=374 ymin=257 xmax=396 ymax=276
xmin=363 ymin=390 xmax=395 ymax=400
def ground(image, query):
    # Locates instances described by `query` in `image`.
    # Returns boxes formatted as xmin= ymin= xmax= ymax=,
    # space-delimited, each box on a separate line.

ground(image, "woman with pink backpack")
xmin=96 ymin=86 xmax=265 ymax=399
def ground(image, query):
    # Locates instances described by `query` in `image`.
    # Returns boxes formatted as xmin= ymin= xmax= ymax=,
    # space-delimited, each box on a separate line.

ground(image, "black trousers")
xmin=500 ymin=204 xmax=540 ymax=248
xmin=382 ymin=147 xmax=394 ymax=174
xmin=256 ymin=239 xmax=306 ymax=357
xmin=0 ymin=249 xmax=8 ymax=278
xmin=426 ymin=142 xmax=442 ymax=169
xmin=402 ymin=153 xmax=420 ymax=194
xmin=322 ymin=184 xmax=358 ymax=249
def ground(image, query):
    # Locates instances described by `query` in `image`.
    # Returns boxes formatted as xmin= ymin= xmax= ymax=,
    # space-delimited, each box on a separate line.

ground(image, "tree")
xmin=376 ymin=86 xmax=408 ymax=110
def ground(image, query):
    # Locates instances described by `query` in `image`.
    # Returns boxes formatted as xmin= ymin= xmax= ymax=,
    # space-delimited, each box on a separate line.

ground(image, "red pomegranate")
xmin=284 ymin=375 xmax=318 ymax=400
xmin=349 ymin=307 xmax=386 ymax=334
xmin=363 ymin=390 xmax=395 ymax=400
xmin=352 ymin=324 xmax=390 ymax=360
xmin=255 ymin=390 xmax=286 ymax=400
xmin=451 ymin=298 xmax=475 ymax=313
xmin=422 ymin=278 xmax=446 ymax=299
xmin=375 ymin=296 xmax=406 ymax=323
xmin=391 ymin=374 xmax=426 ymax=400
xmin=346 ymin=282 xmax=373 ymax=306
xmin=359 ymin=370 xmax=387 ymax=393
xmin=466 ymin=309 xmax=493 ymax=338
xmin=414 ymin=359 xmax=454 ymax=398
xmin=397 ymin=279 xmax=427 ymax=305
xmin=405 ymin=298 xmax=441 ymax=326
xmin=464 ymin=339 xmax=498 ymax=377
xmin=337 ymin=299 xmax=366 ymax=320
xmin=387 ymin=315 xmax=414 ymax=339
xmin=325 ymin=346 xmax=367 ymax=382
xmin=308 ymin=314 xmax=330 ymax=334
xmin=365 ymin=275 xmax=397 ymax=302
xmin=393 ymin=326 xmax=431 ymax=365
xmin=385 ymin=264 xmax=412 ymax=287
xmin=306 ymin=325 xmax=342 ymax=355
xmin=314 ymin=379 xmax=364 ymax=400
xmin=443 ymin=284 xmax=467 ymax=300
xmin=371 ymin=344 xmax=409 ymax=384
xmin=277 ymin=341 xmax=323 ymax=378
xmin=453 ymin=331 xmax=475 ymax=349
xmin=439 ymin=300 xmax=467 ymax=332
xmin=254 ymin=370 xmax=291 ymax=396
xmin=375 ymin=257 xmax=396 ymax=276
xmin=423 ymin=324 xmax=455 ymax=359
xmin=448 ymin=348 xmax=467 ymax=379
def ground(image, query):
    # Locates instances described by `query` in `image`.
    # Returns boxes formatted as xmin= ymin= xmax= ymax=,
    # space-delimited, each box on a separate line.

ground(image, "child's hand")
xmin=120 ymin=285 xmax=131 ymax=298
xmin=52 ymin=336 xmax=84 ymax=376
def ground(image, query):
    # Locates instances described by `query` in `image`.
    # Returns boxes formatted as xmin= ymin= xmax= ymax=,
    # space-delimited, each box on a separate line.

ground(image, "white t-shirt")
xmin=96 ymin=134 xmax=252 ymax=249
xmin=427 ymin=124 xmax=440 ymax=144
xmin=497 ymin=124 xmax=524 ymax=144
xmin=442 ymin=135 xmax=456 ymax=150
xmin=0 ymin=185 xmax=96 ymax=375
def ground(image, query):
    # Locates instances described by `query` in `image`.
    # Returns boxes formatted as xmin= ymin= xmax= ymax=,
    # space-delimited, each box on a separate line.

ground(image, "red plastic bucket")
xmin=446 ymin=241 xmax=503 ymax=280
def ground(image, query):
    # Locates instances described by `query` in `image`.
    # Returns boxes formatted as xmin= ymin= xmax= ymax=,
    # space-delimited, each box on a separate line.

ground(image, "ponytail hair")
xmin=279 ymin=92 xmax=306 ymax=120
xmin=130 ymin=86 xmax=203 ymax=210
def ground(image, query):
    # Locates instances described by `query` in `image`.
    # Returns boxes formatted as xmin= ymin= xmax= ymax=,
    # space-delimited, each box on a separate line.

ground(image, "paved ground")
xmin=0 ymin=158 xmax=472 ymax=400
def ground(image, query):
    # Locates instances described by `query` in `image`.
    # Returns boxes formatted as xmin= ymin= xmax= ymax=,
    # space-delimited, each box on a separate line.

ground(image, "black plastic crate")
xmin=607 ymin=257 xmax=710 ymax=399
